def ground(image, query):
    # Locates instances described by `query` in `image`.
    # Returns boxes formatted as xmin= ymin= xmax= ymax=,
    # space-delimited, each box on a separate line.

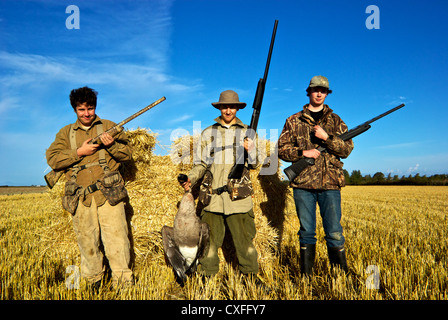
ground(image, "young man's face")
xmin=75 ymin=102 xmax=96 ymax=127
xmin=219 ymin=105 xmax=238 ymax=125
xmin=309 ymin=87 xmax=328 ymax=108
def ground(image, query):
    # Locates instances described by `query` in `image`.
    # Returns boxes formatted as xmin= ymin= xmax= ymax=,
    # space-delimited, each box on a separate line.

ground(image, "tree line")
xmin=343 ymin=170 xmax=448 ymax=186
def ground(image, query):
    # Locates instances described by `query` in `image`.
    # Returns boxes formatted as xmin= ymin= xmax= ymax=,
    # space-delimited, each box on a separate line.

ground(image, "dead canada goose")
xmin=161 ymin=191 xmax=210 ymax=285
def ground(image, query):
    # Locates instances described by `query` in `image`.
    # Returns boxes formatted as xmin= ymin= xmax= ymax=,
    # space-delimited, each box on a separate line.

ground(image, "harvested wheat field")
xmin=1 ymin=128 xmax=447 ymax=300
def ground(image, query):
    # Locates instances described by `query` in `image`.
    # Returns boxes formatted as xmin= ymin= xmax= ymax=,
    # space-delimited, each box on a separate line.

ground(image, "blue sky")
xmin=0 ymin=0 xmax=447 ymax=186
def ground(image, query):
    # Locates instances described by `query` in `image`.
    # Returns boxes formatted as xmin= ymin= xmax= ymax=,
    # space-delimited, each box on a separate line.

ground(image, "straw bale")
xmin=120 ymin=127 xmax=157 ymax=182
xmin=42 ymin=128 xmax=290 ymax=276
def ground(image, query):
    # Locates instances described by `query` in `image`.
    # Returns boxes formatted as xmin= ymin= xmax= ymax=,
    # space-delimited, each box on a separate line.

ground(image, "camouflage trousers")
xmin=199 ymin=209 xmax=258 ymax=276
xmin=72 ymin=197 xmax=133 ymax=285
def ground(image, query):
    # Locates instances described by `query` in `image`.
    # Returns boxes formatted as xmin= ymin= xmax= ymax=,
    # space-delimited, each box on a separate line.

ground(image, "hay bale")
xmin=42 ymin=128 xmax=290 ymax=277
xmin=120 ymin=128 xmax=157 ymax=182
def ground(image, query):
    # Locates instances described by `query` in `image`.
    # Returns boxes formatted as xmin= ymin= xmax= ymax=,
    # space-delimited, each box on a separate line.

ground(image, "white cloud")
xmin=0 ymin=96 xmax=20 ymax=115
xmin=0 ymin=51 xmax=200 ymax=94
xmin=408 ymin=163 xmax=420 ymax=174
xmin=0 ymin=51 xmax=76 ymax=84
xmin=169 ymin=114 xmax=193 ymax=124
xmin=388 ymin=95 xmax=412 ymax=106
xmin=375 ymin=141 xmax=419 ymax=150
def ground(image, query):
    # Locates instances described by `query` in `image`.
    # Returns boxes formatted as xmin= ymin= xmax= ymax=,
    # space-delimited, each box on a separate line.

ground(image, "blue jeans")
xmin=293 ymin=188 xmax=345 ymax=248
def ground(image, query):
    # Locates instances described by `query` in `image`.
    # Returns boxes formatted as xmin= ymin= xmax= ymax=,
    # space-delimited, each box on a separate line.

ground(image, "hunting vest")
xmin=68 ymin=123 xmax=110 ymax=192
xmin=62 ymin=123 xmax=128 ymax=214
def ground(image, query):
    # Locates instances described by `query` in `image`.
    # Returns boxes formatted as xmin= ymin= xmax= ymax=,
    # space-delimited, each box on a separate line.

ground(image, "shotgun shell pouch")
xmin=62 ymin=181 xmax=82 ymax=215
xmin=198 ymin=169 xmax=213 ymax=206
xmin=98 ymin=170 xmax=128 ymax=206
xmin=227 ymin=166 xmax=253 ymax=201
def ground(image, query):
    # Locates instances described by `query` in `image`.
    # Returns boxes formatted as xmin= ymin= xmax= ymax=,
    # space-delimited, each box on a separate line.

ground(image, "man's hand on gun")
xmin=302 ymin=125 xmax=329 ymax=159
xmin=303 ymin=149 xmax=320 ymax=159
xmin=99 ymin=132 xmax=115 ymax=147
xmin=77 ymin=138 xmax=99 ymax=157
xmin=313 ymin=125 xmax=329 ymax=141
xmin=76 ymin=133 xmax=115 ymax=157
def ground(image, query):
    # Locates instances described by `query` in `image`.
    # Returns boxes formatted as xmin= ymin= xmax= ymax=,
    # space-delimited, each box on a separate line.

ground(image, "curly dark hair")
xmin=69 ymin=86 xmax=98 ymax=109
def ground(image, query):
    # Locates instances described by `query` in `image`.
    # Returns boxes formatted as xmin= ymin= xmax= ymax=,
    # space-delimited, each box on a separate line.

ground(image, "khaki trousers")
xmin=199 ymin=209 xmax=259 ymax=276
xmin=73 ymin=197 xmax=133 ymax=285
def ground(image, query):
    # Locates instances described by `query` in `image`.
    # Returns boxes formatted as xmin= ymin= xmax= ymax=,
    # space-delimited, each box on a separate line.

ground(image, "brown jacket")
xmin=278 ymin=104 xmax=353 ymax=190
xmin=46 ymin=116 xmax=132 ymax=206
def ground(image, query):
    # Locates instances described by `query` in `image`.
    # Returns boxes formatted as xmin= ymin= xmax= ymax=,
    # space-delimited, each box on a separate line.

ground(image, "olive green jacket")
xmin=188 ymin=116 xmax=262 ymax=215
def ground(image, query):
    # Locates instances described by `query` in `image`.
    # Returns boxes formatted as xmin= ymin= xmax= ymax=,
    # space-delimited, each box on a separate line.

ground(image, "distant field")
xmin=0 ymin=186 xmax=47 ymax=195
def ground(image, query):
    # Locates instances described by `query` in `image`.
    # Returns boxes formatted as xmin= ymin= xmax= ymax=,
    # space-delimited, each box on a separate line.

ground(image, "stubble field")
xmin=1 ymin=184 xmax=447 ymax=300
xmin=1 ymin=130 xmax=447 ymax=300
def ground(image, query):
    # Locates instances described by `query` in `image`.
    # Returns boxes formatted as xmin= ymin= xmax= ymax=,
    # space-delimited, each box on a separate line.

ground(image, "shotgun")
xmin=283 ymin=103 xmax=405 ymax=182
xmin=45 ymin=96 xmax=166 ymax=188
xmin=228 ymin=20 xmax=278 ymax=179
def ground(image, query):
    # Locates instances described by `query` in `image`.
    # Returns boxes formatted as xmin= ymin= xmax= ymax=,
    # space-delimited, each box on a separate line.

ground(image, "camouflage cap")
xmin=306 ymin=75 xmax=332 ymax=94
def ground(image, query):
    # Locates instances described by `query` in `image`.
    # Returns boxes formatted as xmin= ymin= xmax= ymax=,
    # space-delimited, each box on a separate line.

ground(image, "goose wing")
xmin=161 ymin=225 xmax=187 ymax=284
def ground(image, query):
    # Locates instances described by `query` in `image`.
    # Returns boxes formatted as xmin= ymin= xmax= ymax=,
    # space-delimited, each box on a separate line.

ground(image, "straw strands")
xmin=3 ymin=128 xmax=446 ymax=300
xmin=44 ymin=128 xmax=289 ymax=281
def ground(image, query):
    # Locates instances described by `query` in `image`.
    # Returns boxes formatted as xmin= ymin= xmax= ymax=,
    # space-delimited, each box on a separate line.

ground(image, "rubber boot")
xmin=299 ymin=243 xmax=316 ymax=276
xmin=327 ymin=245 xmax=348 ymax=273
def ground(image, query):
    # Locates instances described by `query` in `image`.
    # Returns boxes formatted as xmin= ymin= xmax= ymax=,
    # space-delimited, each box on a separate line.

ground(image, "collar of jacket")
xmin=300 ymin=104 xmax=333 ymax=125
xmin=73 ymin=115 xmax=103 ymax=130
xmin=213 ymin=116 xmax=246 ymax=128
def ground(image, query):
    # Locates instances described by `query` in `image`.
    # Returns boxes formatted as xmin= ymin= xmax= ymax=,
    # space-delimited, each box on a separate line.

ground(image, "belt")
xmin=212 ymin=185 xmax=229 ymax=195
xmin=85 ymin=182 xmax=100 ymax=194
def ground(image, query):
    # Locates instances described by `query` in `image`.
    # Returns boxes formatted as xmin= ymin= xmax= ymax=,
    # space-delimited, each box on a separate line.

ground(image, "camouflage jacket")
xmin=278 ymin=104 xmax=354 ymax=190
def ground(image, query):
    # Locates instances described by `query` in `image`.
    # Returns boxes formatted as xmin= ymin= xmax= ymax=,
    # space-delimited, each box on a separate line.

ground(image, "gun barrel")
xmin=90 ymin=96 xmax=166 ymax=144
xmin=361 ymin=103 xmax=405 ymax=127
xmin=249 ymin=20 xmax=278 ymax=131
xmin=227 ymin=20 xmax=278 ymax=180
xmin=117 ymin=96 xmax=166 ymax=127
xmin=262 ymin=20 xmax=278 ymax=81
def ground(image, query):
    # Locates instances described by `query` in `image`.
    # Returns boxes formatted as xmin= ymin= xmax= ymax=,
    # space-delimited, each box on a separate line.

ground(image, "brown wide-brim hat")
xmin=211 ymin=90 xmax=247 ymax=109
